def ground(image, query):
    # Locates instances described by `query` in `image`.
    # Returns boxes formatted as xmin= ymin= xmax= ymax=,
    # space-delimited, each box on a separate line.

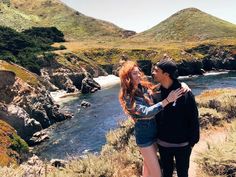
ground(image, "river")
xmin=35 ymin=71 xmax=236 ymax=160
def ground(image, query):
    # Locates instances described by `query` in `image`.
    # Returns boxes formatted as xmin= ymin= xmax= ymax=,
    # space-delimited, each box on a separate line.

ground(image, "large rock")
xmin=177 ymin=59 xmax=204 ymax=76
xmin=40 ymin=52 xmax=107 ymax=93
xmin=81 ymin=75 xmax=101 ymax=94
xmin=0 ymin=104 xmax=42 ymax=141
xmin=137 ymin=60 xmax=152 ymax=76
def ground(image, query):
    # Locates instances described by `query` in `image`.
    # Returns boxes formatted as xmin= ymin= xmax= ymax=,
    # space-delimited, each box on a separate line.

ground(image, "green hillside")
xmin=0 ymin=0 xmax=127 ymax=40
xmin=0 ymin=3 xmax=39 ymax=31
xmin=133 ymin=8 xmax=236 ymax=41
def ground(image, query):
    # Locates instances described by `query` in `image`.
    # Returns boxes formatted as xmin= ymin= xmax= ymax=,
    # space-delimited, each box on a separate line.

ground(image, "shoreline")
xmin=50 ymin=75 xmax=120 ymax=103
xmin=178 ymin=70 xmax=230 ymax=79
xmin=93 ymin=74 xmax=120 ymax=89
xmin=50 ymin=70 xmax=232 ymax=103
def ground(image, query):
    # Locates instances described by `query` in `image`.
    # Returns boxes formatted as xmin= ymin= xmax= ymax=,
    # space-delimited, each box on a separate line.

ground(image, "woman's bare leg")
xmin=140 ymin=144 xmax=161 ymax=177
xmin=142 ymin=160 xmax=150 ymax=177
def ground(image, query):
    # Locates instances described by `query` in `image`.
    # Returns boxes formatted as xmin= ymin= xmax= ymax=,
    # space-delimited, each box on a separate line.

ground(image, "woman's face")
xmin=130 ymin=66 xmax=141 ymax=86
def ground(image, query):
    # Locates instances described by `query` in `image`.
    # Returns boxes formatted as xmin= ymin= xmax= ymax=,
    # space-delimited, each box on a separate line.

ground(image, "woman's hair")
xmin=119 ymin=61 xmax=157 ymax=115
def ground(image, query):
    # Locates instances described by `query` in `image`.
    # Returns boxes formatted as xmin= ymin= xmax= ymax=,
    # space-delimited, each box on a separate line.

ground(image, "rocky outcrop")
xmin=177 ymin=59 xmax=204 ymax=76
xmin=0 ymin=70 xmax=72 ymax=143
xmin=121 ymin=30 xmax=136 ymax=38
xmin=40 ymin=52 xmax=105 ymax=94
xmin=185 ymin=44 xmax=236 ymax=73
xmin=137 ymin=60 xmax=152 ymax=75
xmin=81 ymin=75 xmax=101 ymax=94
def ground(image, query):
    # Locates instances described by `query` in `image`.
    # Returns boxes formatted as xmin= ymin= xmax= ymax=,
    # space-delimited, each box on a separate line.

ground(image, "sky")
xmin=60 ymin=0 xmax=236 ymax=33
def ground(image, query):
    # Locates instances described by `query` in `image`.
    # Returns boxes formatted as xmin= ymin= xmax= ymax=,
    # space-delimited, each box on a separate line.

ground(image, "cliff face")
xmin=39 ymin=52 xmax=105 ymax=93
xmin=0 ymin=70 xmax=71 ymax=143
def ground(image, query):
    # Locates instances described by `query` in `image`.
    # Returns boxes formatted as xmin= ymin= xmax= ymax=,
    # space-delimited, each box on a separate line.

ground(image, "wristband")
xmin=166 ymin=98 xmax=170 ymax=103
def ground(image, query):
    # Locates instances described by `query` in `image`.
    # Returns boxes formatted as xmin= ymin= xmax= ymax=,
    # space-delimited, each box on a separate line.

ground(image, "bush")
xmin=0 ymin=26 xmax=64 ymax=74
xmin=199 ymin=108 xmax=225 ymax=129
xmin=196 ymin=121 xmax=236 ymax=177
xmin=22 ymin=27 xmax=65 ymax=44
xmin=59 ymin=45 xmax=66 ymax=50
xmin=196 ymin=89 xmax=236 ymax=120
xmin=0 ymin=120 xmax=29 ymax=166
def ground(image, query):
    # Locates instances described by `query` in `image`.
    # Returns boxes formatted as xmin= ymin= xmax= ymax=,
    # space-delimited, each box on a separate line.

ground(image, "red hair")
xmin=119 ymin=61 xmax=158 ymax=115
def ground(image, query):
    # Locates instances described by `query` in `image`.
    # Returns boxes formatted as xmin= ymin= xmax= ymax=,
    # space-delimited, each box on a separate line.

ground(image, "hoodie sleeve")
xmin=186 ymin=92 xmax=200 ymax=146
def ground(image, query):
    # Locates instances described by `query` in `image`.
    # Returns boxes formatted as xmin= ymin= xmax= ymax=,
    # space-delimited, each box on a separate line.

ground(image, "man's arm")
xmin=186 ymin=92 xmax=200 ymax=147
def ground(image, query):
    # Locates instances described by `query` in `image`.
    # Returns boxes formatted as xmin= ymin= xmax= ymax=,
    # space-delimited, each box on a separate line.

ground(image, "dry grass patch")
xmin=196 ymin=89 xmax=236 ymax=120
xmin=196 ymin=121 xmax=236 ymax=177
xmin=0 ymin=120 xmax=29 ymax=167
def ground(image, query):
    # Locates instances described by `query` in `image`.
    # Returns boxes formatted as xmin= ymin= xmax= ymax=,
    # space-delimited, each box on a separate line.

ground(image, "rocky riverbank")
xmin=0 ymin=69 xmax=72 ymax=146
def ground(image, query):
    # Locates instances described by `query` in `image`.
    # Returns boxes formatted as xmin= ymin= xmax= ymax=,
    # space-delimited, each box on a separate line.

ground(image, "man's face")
xmin=152 ymin=66 xmax=166 ymax=82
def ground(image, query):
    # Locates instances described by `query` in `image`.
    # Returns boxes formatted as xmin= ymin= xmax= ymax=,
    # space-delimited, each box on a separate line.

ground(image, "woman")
xmin=119 ymin=61 xmax=185 ymax=177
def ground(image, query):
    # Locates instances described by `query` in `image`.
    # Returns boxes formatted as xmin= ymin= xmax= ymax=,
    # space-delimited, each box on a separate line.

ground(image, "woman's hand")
xmin=166 ymin=88 xmax=184 ymax=103
xmin=181 ymin=82 xmax=191 ymax=92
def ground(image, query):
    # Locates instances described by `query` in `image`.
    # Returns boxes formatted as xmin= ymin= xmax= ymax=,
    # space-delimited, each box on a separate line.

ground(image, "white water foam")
xmin=94 ymin=75 xmax=120 ymax=89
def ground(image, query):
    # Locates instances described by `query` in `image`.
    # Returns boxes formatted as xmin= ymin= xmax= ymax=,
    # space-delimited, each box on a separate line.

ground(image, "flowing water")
xmin=35 ymin=71 xmax=236 ymax=160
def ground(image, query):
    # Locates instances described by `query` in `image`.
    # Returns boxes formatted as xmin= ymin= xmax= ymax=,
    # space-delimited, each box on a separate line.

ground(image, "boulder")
xmin=28 ymin=131 xmax=50 ymax=146
xmin=81 ymin=76 xmax=101 ymax=94
xmin=50 ymin=159 xmax=67 ymax=168
xmin=80 ymin=100 xmax=91 ymax=108
xmin=0 ymin=104 xmax=42 ymax=141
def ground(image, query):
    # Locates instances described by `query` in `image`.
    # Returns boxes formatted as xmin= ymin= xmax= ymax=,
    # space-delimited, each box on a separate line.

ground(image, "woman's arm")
xmin=128 ymin=88 xmax=184 ymax=118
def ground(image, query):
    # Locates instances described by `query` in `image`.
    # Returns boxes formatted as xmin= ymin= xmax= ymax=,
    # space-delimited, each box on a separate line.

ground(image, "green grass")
xmin=53 ymin=38 xmax=236 ymax=65
xmin=0 ymin=3 xmax=39 ymax=31
xmin=7 ymin=0 xmax=124 ymax=41
xmin=0 ymin=60 xmax=39 ymax=86
xmin=133 ymin=8 xmax=236 ymax=42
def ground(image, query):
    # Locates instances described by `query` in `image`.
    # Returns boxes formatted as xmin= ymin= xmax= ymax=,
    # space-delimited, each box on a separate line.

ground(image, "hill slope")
xmin=0 ymin=0 xmax=130 ymax=40
xmin=0 ymin=3 xmax=39 ymax=31
xmin=133 ymin=8 xmax=236 ymax=41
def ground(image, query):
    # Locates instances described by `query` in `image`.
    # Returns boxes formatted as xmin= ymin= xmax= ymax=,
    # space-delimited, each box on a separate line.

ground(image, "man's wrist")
xmin=166 ymin=98 xmax=170 ymax=103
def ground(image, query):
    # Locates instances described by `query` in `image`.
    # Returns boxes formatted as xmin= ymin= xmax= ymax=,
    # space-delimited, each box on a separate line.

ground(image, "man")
xmin=152 ymin=59 xmax=200 ymax=177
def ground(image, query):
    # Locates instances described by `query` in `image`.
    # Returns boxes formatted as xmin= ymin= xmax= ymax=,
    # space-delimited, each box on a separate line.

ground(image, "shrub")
xmin=0 ymin=26 xmax=64 ymax=74
xmin=0 ymin=120 xmax=29 ymax=166
xmin=22 ymin=27 xmax=65 ymax=44
xmin=199 ymin=107 xmax=225 ymax=129
xmin=196 ymin=89 xmax=236 ymax=120
xmin=196 ymin=121 xmax=236 ymax=177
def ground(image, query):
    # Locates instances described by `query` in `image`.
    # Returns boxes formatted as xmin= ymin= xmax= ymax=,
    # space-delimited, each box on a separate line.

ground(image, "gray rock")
xmin=80 ymin=100 xmax=91 ymax=108
xmin=28 ymin=131 xmax=50 ymax=146
xmin=81 ymin=76 xmax=101 ymax=94
xmin=50 ymin=159 xmax=67 ymax=168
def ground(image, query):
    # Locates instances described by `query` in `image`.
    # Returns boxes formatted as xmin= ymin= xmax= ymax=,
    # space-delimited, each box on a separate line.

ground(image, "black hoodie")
xmin=156 ymin=79 xmax=200 ymax=146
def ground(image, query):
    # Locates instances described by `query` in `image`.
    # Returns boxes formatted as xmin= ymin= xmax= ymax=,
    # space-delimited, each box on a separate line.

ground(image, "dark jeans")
xmin=158 ymin=145 xmax=192 ymax=177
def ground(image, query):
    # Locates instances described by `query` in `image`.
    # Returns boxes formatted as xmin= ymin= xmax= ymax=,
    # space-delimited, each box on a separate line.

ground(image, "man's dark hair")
xmin=155 ymin=59 xmax=178 ymax=79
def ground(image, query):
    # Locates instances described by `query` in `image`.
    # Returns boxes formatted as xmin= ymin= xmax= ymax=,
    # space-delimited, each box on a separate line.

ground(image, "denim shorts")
xmin=134 ymin=118 xmax=158 ymax=147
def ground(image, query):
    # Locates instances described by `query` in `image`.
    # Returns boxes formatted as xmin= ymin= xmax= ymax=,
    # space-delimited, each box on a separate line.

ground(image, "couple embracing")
xmin=119 ymin=59 xmax=200 ymax=177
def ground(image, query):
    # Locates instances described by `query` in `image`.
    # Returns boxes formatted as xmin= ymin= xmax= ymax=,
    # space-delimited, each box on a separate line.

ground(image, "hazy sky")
xmin=60 ymin=0 xmax=236 ymax=32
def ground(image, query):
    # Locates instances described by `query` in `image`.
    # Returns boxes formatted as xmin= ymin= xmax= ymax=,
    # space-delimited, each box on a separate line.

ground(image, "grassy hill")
xmin=0 ymin=0 xmax=127 ymax=40
xmin=0 ymin=3 xmax=39 ymax=31
xmin=133 ymin=8 xmax=236 ymax=42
